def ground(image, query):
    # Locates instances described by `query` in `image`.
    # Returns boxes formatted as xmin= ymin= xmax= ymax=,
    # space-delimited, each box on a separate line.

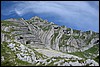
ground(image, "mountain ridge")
xmin=1 ymin=16 xmax=99 ymax=66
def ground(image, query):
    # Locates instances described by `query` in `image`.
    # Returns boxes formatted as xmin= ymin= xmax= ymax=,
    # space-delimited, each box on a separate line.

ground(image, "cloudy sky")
xmin=1 ymin=1 xmax=99 ymax=32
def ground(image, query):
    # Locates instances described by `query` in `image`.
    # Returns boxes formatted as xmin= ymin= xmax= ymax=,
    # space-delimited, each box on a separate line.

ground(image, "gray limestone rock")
xmin=1 ymin=16 xmax=99 ymax=66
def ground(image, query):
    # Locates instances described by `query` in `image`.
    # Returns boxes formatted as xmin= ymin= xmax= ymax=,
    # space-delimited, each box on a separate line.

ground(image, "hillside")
xmin=1 ymin=16 xmax=99 ymax=66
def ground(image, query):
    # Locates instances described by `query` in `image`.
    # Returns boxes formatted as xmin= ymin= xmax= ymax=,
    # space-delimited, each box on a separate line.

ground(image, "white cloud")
xmin=1 ymin=1 xmax=99 ymax=32
xmin=12 ymin=1 xmax=98 ymax=19
xmin=2 ymin=1 xmax=98 ymax=18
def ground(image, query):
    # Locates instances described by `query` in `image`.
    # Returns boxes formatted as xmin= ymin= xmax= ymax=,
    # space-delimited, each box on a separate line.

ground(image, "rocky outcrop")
xmin=54 ymin=28 xmax=64 ymax=51
xmin=1 ymin=16 xmax=99 ymax=66
xmin=81 ymin=38 xmax=99 ymax=51
xmin=45 ymin=26 xmax=54 ymax=49
xmin=1 ymin=17 xmax=99 ymax=52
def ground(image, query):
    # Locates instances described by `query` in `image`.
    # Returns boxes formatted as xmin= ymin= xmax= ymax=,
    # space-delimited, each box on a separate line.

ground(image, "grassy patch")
xmin=1 ymin=20 xmax=18 ymax=26
xmin=1 ymin=41 xmax=35 ymax=66
xmin=68 ymin=52 xmax=87 ymax=59
xmin=1 ymin=41 xmax=16 ymax=66
xmin=10 ymin=28 xmax=23 ymax=32
xmin=94 ymin=56 xmax=99 ymax=63
xmin=84 ymin=44 xmax=99 ymax=53
xmin=73 ymin=35 xmax=79 ymax=39
xmin=73 ymin=29 xmax=80 ymax=33
xmin=66 ymin=28 xmax=71 ymax=31
xmin=39 ymin=25 xmax=51 ymax=31
xmin=61 ymin=25 xmax=65 ymax=28
xmin=1 ymin=30 xmax=11 ymax=34
xmin=59 ymin=34 xmax=70 ymax=47
xmin=67 ymin=44 xmax=99 ymax=60
xmin=85 ymin=31 xmax=91 ymax=34
xmin=15 ymin=58 xmax=33 ymax=66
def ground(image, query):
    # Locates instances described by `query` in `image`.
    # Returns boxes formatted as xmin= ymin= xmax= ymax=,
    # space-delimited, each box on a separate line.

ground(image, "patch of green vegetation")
xmin=61 ymin=25 xmax=65 ymax=28
xmin=27 ymin=20 xmax=31 ymax=22
xmin=94 ymin=55 xmax=99 ymax=63
xmin=54 ymin=33 xmax=59 ymax=39
xmin=73 ymin=29 xmax=80 ymax=33
xmin=84 ymin=44 xmax=99 ymax=53
xmin=66 ymin=28 xmax=71 ymax=31
xmin=65 ymin=59 xmax=77 ymax=62
xmin=30 ymin=17 xmax=44 ymax=23
xmin=85 ymin=31 xmax=90 ymax=34
xmin=83 ymin=44 xmax=99 ymax=59
xmin=78 ymin=59 xmax=85 ymax=63
xmin=67 ymin=44 xmax=99 ymax=60
xmin=59 ymin=34 xmax=70 ymax=47
xmin=63 ymin=34 xmax=70 ymax=40
xmin=60 ymin=61 xmax=64 ymax=65
xmin=10 ymin=28 xmax=23 ymax=32
xmin=1 ymin=41 xmax=35 ymax=66
xmin=1 ymin=59 xmax=16 ymax=66
xmin=1 ymin=41 xmax=9 ymax=53
xmin=28 ymin=20 xmax=35 ymax=24
xmin=1 ymin=30 xmax=11 ymax=34
xmin=39 ymin=25 xmax=51 ymax=31
xmin=1 ymin=41 xmax=16 ymax=66
xmin=68 ymin=52 xmax=87 ymax=59
xmin=85 ymin=64 xmax=90 ymax=66
xmin=6 ymin=34 xmax=12 ymax=39
xmin=73 ymin=35 xmax=79 ymax=39
xmin=66 ymin=36 xmax=70 ymax=40
xmin=43 ymin=27 xmax=49 ymax=31
xmin=46 ymin=59 xmax=51 ymax=62
xmin=59 ymin=40 xmax=64 ymax=47
xmin=2 ymin=30 xmax=14 ymax=40
xmin=15 ymin=58 xmax=33 ymax=66
xmin=1 ymin=20 xmax=18 ymax=26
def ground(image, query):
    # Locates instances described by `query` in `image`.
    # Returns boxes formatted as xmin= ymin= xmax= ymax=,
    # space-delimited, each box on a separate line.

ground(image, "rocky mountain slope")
xmin=1 ymin=16 xmax=99 ymax=66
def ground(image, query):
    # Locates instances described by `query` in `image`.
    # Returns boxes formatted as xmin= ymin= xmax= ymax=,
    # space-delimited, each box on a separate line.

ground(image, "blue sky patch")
xmin=1 ymin=1 xmax=99 ymax=32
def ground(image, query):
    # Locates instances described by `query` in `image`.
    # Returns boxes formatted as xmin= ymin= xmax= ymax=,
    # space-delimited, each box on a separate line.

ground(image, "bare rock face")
xmin=54 ymin=28 xmax=64 ymax=51
xmin=5 ymin=18 xmax=17 ymax=21
xmin=1 ymin=17 xmax=99 ymax=51
xmin=45 ymin=27 xmax=54 ymax=49
xmin=1 ymin=16 xmax=99 ymax=66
